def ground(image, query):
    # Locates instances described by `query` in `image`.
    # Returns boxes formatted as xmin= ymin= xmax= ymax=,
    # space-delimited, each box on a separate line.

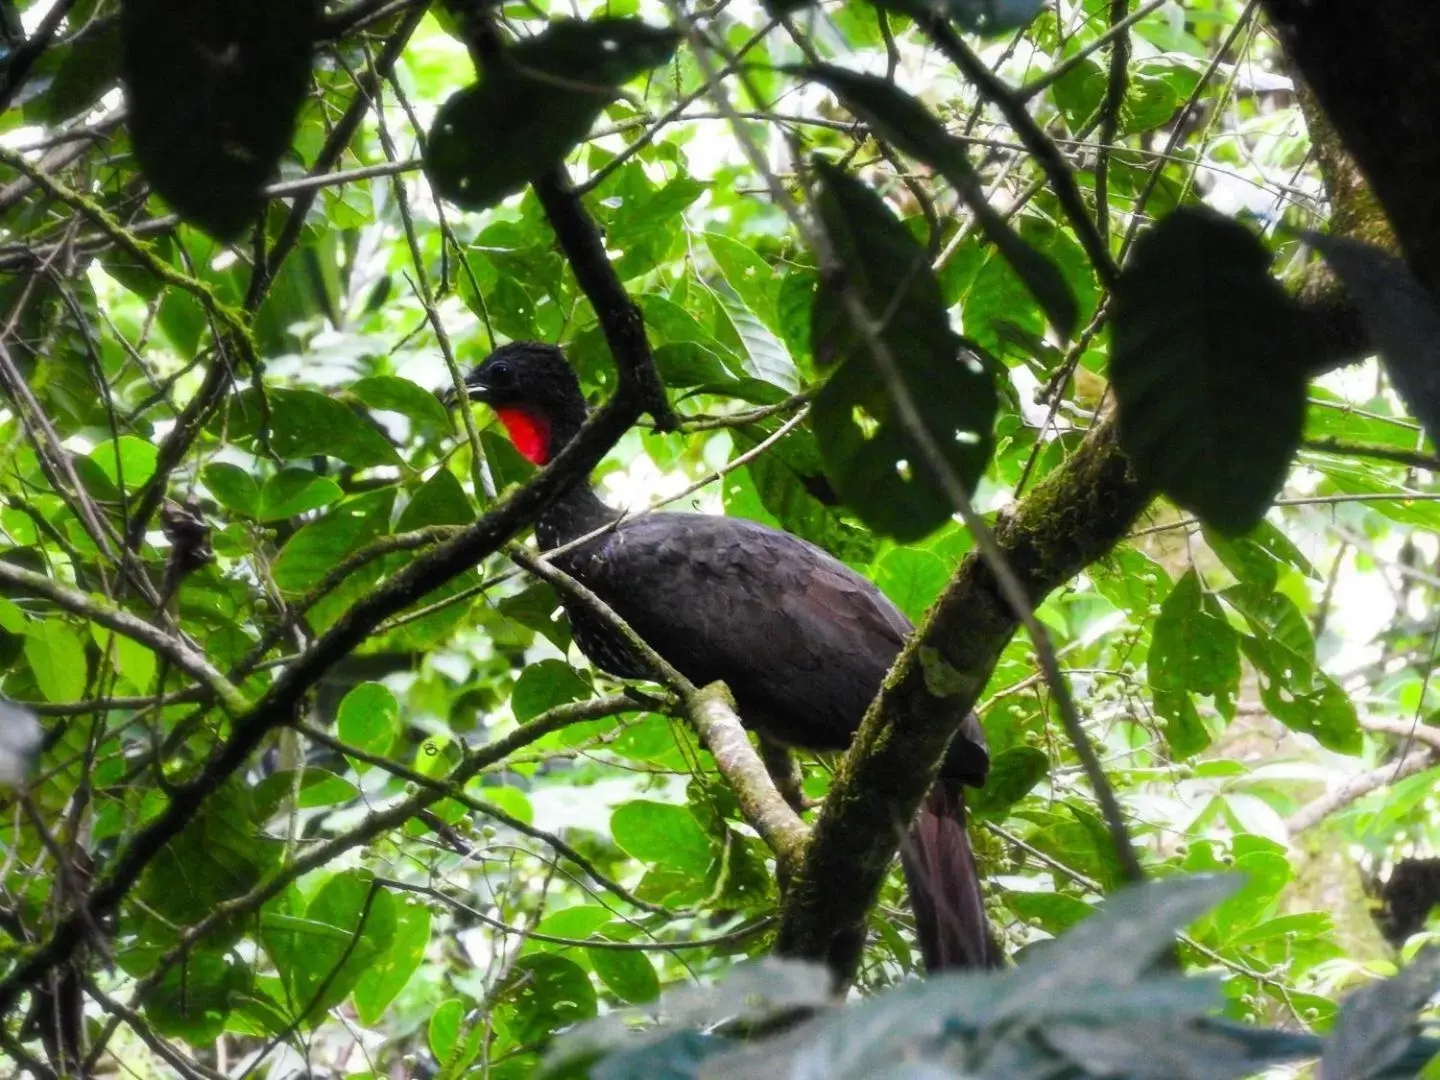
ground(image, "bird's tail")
xmin=899 ymin=783 xmax=999 ymax=972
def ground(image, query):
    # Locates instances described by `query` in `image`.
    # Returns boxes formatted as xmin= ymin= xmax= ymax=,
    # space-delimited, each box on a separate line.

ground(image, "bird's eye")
xmin=487 ymin=361 xmax=513 ymax=388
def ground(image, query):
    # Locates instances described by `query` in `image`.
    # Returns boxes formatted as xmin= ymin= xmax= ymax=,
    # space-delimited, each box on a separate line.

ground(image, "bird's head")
xmin=447 ymin=341 xmax=588 ymax=465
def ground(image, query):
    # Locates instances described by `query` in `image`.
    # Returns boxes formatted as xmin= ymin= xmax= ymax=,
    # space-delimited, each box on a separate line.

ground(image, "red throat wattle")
xmin=495 ymin=407 xmax=551 ymax=465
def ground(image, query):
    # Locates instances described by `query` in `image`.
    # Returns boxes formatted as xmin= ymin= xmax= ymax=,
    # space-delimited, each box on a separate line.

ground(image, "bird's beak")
xmin=441 ymin=373 xmax=489 ymax=409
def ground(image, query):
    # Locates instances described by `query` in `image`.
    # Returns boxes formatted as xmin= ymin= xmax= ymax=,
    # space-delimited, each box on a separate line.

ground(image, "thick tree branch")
xmin=776 ymin=416 xmax=1151 ymax=974
xmin=1287 ymin=749 xmax=1435 ymax=835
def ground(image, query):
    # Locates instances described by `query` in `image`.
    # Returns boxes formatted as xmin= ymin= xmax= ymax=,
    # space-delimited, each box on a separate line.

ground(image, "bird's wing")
xmin=568 ymin=513 xmax=910 ymax=750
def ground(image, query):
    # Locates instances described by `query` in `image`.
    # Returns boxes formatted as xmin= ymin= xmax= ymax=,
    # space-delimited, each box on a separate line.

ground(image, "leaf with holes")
xmin=426 ymin=19 xmax=678 ymax=210
xmin=802 ymin=64 xmax=1076 ymax=339
xmin=1111 ymin=208 xmax=1312 ymax=535
xmin=809 ymin=159 xmax=996 ymax=542
xmin=121 ymin=0 xmax=317 ymax=239
xmin=1148 ymin=570 xmax=1240 ymax=713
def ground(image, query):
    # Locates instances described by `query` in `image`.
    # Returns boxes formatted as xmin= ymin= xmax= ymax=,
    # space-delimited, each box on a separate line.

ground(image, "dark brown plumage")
xmin=457 ymin=341 xmax=996 ymax=971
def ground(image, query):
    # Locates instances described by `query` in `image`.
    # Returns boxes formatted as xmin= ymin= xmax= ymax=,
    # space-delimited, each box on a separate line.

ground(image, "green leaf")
xmin=1111 ymin=208 xmax=1311 ymax=535
xmin=802 ymin=65 xmax=1077 ymax=339
xmin=874 ymin=547 xmax=949 ymax=622
xmin=350 ymin=375 xmax=450 ymax=430
xmin=426 ymin=19 xmax=679 ymax=211
xmin=610 ymin=800 xmax=713 ymax=875
xmin=1148 ymin=570 xmax=1240 ymax=712
xmin=1153 ymin=690 xmax=1210 ymax=758
xmin=25 ymin=621 xmax=86 ymax=702
xmin=264 ymin=870 xmax=397 ymax=1024
xmin=227 ymin=388 xmax=402 ymax=469
xmin=1005 ymin=891 xmax=1094 ymax=934
xmin=203 ymin=462 xmax=261 ymax=518
xmin=337 ymin=682 xmax=400 ymax=762
xmin=396 ymin=468 xmax=473 ymax=531
xmin=354 ymin=897 xmax=432 ymax=1025
xmin=140 ymin=782 xmax=281 ymax=930
xmin=429 ymin=998 xmax=465 ymax=1064
xmin=121 ymin=0 xmax=318 ymax=239
xmin=494 ymin=954 xmax=598 ymax=1047
xmin=588 ymin=944 xmax=660 ymax=1004
xmin=474 ymin=784 xmax=534 ymax=826
xmin=258 ymin=468 xmax=343 ymax=521
xmin=969 ymin=746 xmax=1048 ymax=817
xmin=512 ymin=659 xmax=589 ymax=723
xmin=272 ymin=487 xmax=394 ymax=591
xmin=89 ymin=435 xmax=159 ymax=492
xmin=1240 ymin=636 xmax=1361 ymax=754
xmin=26 ymin=21 xmax=122 ymax=125
xmin=144 ymin=951 xmax=245 ymax=1045
xmin=532 ymin=905 xmax=615 ymax=949
xmin=705 ymin=232 xmax=780 ymax=332
xmin=809 ymin=159 xmax=997 ymax=542
xmin=498 ymin=581 xmax=572 ymax=652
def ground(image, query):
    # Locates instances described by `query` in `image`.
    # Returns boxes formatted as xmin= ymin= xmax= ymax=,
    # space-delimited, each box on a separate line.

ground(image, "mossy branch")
xmin=775 ymin=416 xmax=1152 ymax=976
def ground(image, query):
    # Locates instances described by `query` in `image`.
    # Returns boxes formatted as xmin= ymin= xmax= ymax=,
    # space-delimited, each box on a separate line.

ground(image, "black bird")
xmin=454 ymin=341 xmax=996 ymax=972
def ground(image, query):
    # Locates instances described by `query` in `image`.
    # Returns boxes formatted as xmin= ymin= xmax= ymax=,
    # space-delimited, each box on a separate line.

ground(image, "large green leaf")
xmin=120 ymin=0 xmax=317 ymax=238
xmin=809 ymin=159 xmax=997 ymax=542
xmin=226 ymin=388 xmax=402 ymax=469
xmin=426 ymin=19 xmax=679 ymax=211
xmin=610 ymin=800 xmax=713 ymax=875
xmin=25 ymin=621 xmax=87 ymax=702
xmin=1147 ymin=570 xmax=1240 ymax=711
xmin=336 ymin=682 xmax=400 ymax=762
xmin=272 ymin=487 xmax=395 ymax=591
xmin=494 ymin=954 xmax=598 ymax=1047
xmin=1110 ymin=208 xmax=1312 ymax=535
xmin=262 ymin=870 xmax=397 ymax=1025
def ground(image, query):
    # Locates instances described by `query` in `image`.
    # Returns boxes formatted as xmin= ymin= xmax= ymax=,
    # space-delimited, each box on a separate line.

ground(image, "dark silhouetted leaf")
xmin=1324 ymin=948 xmax=1440 ymax=1080
xmin=809 ymin=159 xmax=996 ymax=542
xmin=1111 ymin=208 xmax=1311 ymax=534
xmin=801 ymin=64 xmax=1077 ymax=339
xmin=426 ymin=19 xmax=678 ymax=211
xmin=121 ymin=0 xmax=317 ymax=239
xmin=1304 ymin=232 xmax=1440 ymax=445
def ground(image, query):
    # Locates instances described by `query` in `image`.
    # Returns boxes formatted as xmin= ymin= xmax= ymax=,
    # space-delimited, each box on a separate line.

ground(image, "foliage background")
xmin=0 ymin=0 xmax=1438 ymax=1076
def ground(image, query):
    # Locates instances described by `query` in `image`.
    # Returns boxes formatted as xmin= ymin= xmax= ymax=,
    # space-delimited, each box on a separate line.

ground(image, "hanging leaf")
xmin=1110 ymin=208 xmax=1313 ymax=535
xmin=1303 ymin=232 xmax=1440 ymax=445
xmin=120 ymin=0 xmax=318 ymax=239
xmin=801 ymin=64 xmax=1077 ymax=339
xmin=426 ymin=19 xmax=679 ymax=211
xmin=809 ymin=158 xmax=997 ymax=542
xmin=1148 ymin=570 xmax=1240 ymax=712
